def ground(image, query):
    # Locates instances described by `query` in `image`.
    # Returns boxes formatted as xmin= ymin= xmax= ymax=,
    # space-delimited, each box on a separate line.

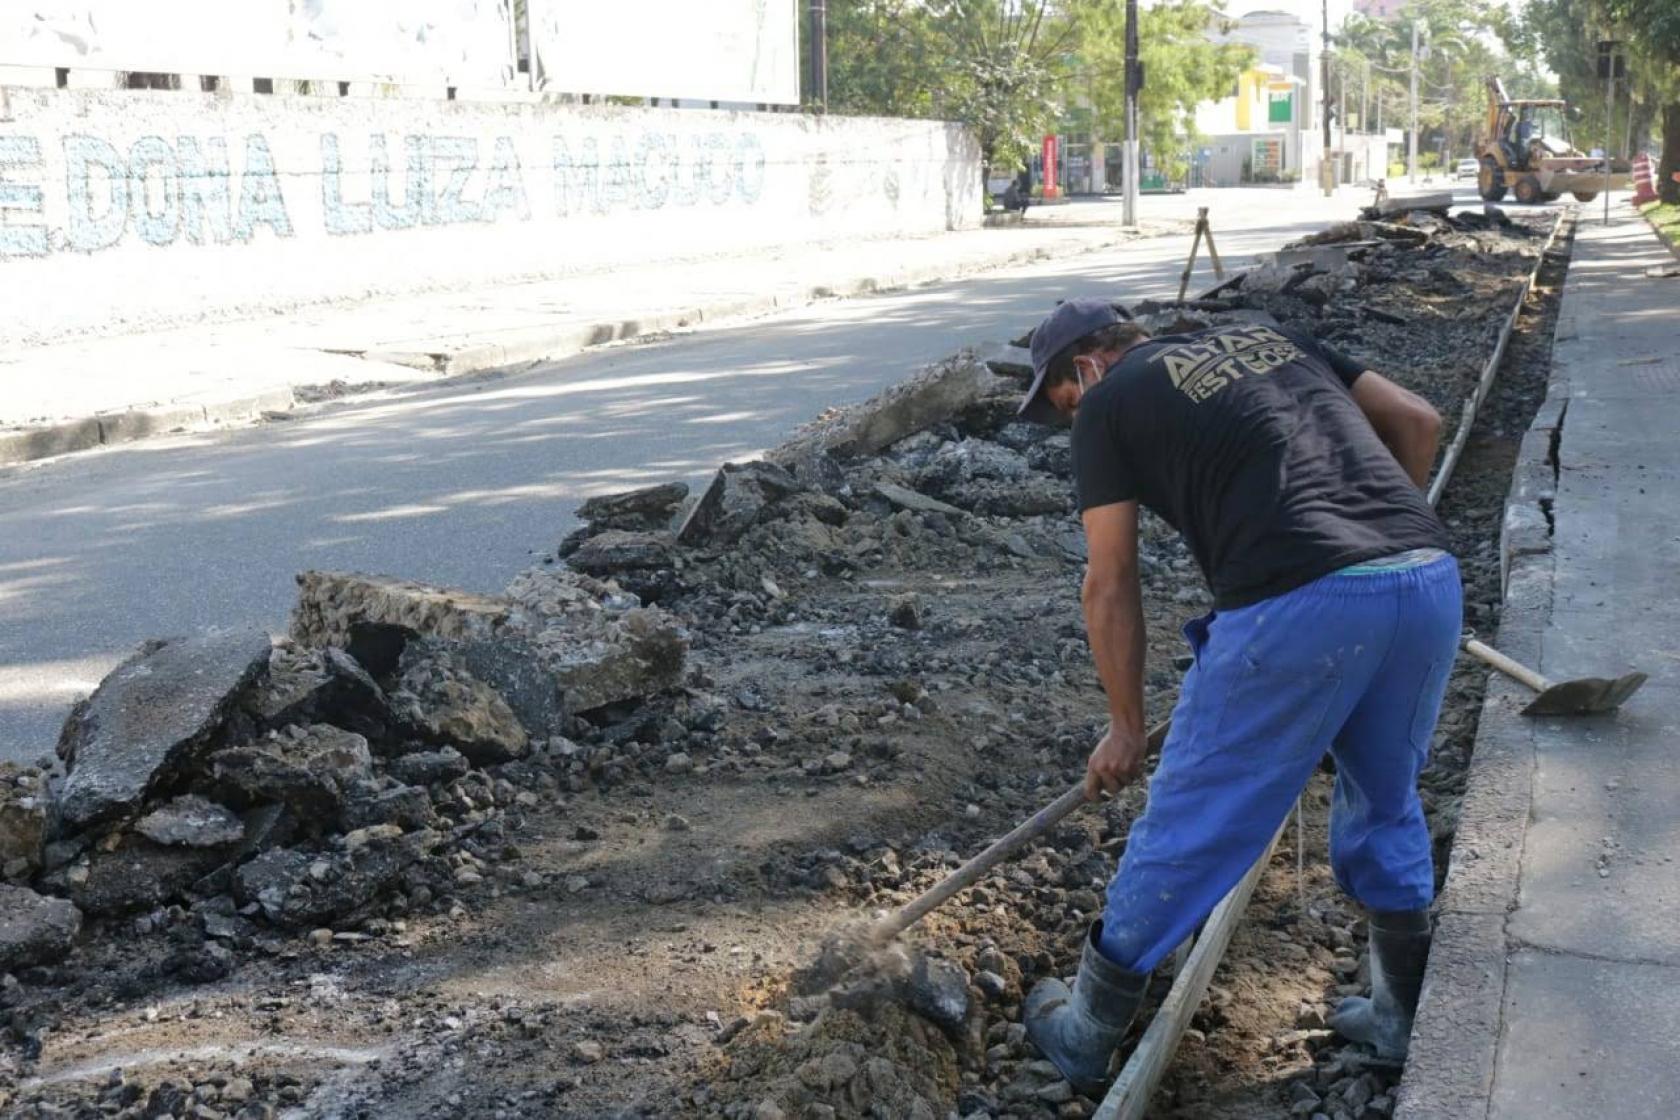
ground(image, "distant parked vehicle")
xmin=1455 ymin=158 xmax=1480 ymax=179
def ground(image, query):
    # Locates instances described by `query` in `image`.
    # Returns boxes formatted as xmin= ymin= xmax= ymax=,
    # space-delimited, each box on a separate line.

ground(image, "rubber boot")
xmin=1329 ymin=908 xmax=1432 ymax=1061
xmin=1024 ymin=923 xmax=1149 ymax=1094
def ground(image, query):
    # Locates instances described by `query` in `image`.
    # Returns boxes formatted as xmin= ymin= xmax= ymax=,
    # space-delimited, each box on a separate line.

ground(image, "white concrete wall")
xmin=0 ymin=89 xmax=981 ymax=346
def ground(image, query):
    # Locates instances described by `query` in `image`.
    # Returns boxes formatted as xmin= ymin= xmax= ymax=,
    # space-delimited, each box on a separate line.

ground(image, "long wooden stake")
xmin=1095 ymin=823 xmax=1286 ymax=1120
xmin=1176 ymin=207 xmax=1210 ymax=303
xmin=1204 ymin=219 xmax=1225 ymax=280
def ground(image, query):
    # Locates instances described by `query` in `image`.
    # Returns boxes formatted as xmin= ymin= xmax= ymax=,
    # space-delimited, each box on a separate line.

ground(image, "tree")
xmin=1514 ymin=0 xmax=1680 ymax=202
xmin=1339 ymin=0 xmax=1544 ymax=176
xmin=813 ymin=1 xmax=943 ymax=118
xmin=1599 ymin=0 xmax=1680 ymax=202
xmin=1073 ymin=1 xmax=1253 ymax=181
xmin=817 ymin=1 xmax=1076 ymax=179
xmin=936 ymin=1 xmax=1075 ymax=177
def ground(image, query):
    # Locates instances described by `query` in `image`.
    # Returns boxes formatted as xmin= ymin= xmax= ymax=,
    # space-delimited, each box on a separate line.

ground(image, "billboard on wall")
xmin=0 ymin=1 xmax=516 ymax=87
xmin=530 ymin=0 xmax=799 ymax=105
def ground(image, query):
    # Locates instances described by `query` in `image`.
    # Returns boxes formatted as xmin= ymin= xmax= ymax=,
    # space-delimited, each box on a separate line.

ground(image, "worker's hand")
xmin=1084 ymin=724 xmax=1146 ymax=800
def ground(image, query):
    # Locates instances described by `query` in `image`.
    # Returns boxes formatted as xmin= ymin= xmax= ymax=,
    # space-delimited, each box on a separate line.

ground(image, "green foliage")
xmin=1512 ymin=0 xmax=1680 ymax=201
xmin=1599 ymin=0 xmax=1680 ymax=61
xmin=1339 ymin=0 xmax=1556 ymax=167
xmin=817 ymin=0 xmax=943 ymax=118
xmin=1073 ymin=0 xmax=1253 ymax=179
xmin=817 ymin=1 xmax=1074 ymax=176
xmin=943 ymin=48 xmax=1063 ymax=174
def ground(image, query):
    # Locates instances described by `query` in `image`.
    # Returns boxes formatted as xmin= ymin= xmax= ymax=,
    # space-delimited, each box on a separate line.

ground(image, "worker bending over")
xmin=1016 ymin=299 xmax=1460 ymax=1092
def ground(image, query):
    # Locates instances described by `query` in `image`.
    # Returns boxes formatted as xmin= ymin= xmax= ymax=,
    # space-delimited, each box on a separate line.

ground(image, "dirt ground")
xmin=0 ymin=209 xmax=1566 ymax=1120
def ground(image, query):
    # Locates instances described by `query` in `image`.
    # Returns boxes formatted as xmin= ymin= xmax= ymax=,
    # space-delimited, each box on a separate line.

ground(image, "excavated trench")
xmin=0 ymin=208 xmax=1572 ymax=1120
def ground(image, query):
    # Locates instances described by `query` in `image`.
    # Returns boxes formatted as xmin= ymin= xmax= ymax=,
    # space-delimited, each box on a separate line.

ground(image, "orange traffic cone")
xmin=1631 ymin=153 xmax=1659 ymax=206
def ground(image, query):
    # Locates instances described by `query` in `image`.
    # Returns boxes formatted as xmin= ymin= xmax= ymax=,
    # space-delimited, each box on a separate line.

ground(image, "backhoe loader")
xmin=1476 ymin=77 xmax=1629 ymax=204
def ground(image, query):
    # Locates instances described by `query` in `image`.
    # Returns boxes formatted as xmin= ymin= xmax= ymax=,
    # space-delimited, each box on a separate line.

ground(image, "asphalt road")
xmin=1 ymin=186 xmax=1477 ymax=763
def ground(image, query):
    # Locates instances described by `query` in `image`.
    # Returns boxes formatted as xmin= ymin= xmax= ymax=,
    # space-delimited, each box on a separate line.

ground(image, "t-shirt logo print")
xmin=1151 ymin=325 xmax=1304 ymax=403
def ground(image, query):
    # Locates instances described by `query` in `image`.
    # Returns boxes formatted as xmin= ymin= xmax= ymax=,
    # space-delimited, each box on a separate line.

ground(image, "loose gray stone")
xmin=0 ymin=763 xmax=50 ymax=876
xmin=245 ymin=644 xmax=390 ymax=740
xmin=386 ymin=746 xmax=471 ymax=787
xmin=135 ymin=795 xmax=246 ymax=848
xmin=0 ymin=884 xmax=81 ymax=969
xmin=56 ymin=629 xmax=272 ymax=829
xmin=65 ymin=837 xmax=228 ymax=915
xmin=872 ymin=482 xmax=964 ymax=517
xmin=211 ymin=724 xmax=374 ymax=826
xmin=341 ymin=783 xmax=437 ymax=832
xmin=390 ymin=648 xmax=529 ymax=766
xmin=237 ymin=829 xmax=436 ymax=927
xmin=568 ymin=530 xmax=678 ymax=575
xmin=576 ymin=482 xmax=689 ymax=527
xmin=676 ymin=461 xmax=803 ymax=546
xmin=292 ymin=569 xmax=687 ymax=733
xmin=906 ymin=953 xmax=970 ymax=1030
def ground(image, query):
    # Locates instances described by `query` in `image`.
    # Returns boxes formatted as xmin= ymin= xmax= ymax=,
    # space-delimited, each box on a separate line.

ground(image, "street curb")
xmin=0 ymin=229 xmax=1138 ymax=467
xmin=370 ymin=232 xmax=1136 ymax=376
xmin=1393 ymin=250 xmax=1580 ymax=1120
xmin=0 ymin=388 xmax=296 ymax=468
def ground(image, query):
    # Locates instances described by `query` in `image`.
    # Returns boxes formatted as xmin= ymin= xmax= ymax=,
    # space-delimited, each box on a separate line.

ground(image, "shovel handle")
xmin=866 ymin=719 xmax=1173 ymax=947
xmin=1463 ymin=637 xmax=1550 ymax=694
xmin=866 ymin=781 xmax=1091 ymax=946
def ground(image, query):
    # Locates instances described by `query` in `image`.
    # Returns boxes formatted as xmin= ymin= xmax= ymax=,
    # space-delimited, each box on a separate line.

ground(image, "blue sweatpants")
xmin=1098 ymin=555 xmax=1462 ymax=973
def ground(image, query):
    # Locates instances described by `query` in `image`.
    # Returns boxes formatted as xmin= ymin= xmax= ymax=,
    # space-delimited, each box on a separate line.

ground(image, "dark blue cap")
xmin=1019 ymin=298 xmax=1128 ymax=425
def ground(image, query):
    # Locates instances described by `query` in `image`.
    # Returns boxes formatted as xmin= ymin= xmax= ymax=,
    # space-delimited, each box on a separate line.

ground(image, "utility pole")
xmin=809 ymin=0 xmax=828 ymax=112
xmin=1361 ymin=59 xmax=1371 ymax=181
xmin=1338 ymin=62 xmax=1347 ymax=161
xmin=1602 ymin=39 xmax=1617 ymax=225
xmin=1123 ymin=0 xmax=1140 ymax=228
xmin=1408 ymin=20 xmax=1420 ymax=182
xmin=1361 ymin=59 xmax=1369 ymax=135
xmin=1321 ymin=0 xmax=1333 ymax=194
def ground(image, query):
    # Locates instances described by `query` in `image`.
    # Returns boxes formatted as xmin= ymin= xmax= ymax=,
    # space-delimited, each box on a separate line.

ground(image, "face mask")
xmin=1074 ymin=356 xmax=1100 ymax=400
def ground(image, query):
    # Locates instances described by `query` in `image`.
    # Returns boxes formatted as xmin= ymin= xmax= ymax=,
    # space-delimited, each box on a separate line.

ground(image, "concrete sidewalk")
xmin=0 ymin=186 xmax=1383 ymax=466
xmin=1400 ymin=209 xmax=1680 ymax=1116
xmin=0 ymin=201 xmax=1156 ymax=465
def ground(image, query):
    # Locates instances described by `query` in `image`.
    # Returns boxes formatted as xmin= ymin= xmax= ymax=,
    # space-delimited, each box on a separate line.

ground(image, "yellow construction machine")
xmin=1476 ymin=77 xmax=1629 ymax=204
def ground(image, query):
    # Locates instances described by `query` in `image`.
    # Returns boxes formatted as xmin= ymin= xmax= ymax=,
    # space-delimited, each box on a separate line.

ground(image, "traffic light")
xmin=1596 ymin=40 xmax=1625 ymax=81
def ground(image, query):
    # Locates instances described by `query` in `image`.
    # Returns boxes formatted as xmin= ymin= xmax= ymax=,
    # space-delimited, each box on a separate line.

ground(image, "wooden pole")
xmin=866 ymin=719 xmax=1173 ymax=947
xmin=1203 ymin=218 xmax=1225 ymax=280
xmin=1176 ymin=208 xmax=1209 ymax=303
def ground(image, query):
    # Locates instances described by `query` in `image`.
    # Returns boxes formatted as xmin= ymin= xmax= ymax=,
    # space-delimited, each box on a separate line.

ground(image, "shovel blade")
xmin=1521 ymin=672 xmax=1649 ymax=716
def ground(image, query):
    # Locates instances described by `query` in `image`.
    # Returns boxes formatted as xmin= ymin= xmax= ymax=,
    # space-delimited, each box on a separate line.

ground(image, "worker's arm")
xmin=1349 ymin=370 xmax=1442 ymax=489
xmin=1081 ymin=500 xmax=1148 ymax=800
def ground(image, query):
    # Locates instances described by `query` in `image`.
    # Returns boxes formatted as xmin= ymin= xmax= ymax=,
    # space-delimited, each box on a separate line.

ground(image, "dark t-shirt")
xmin=1071 ymin=321 xmax=1450 ymax=609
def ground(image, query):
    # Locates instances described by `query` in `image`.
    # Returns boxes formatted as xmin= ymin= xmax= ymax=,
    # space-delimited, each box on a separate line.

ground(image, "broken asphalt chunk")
xmin=0 ymin=883 xmax=81 ymax=970
xmin=135 ymin=794 xmax=246 ymax=848
xmin=56 ymin=629 xmax=273 ymax=830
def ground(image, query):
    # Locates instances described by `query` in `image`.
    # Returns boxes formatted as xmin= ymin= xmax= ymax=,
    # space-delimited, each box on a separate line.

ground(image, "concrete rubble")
xmin=5 ymin=547 xmax=691 ymax=975
xmin=134 ymin=795 xmax=246 ymax=849
xmin=55 ymin=629 xmax=273 ymax=830
xmin=0 ymin=764 xmax=50 ymax=880
xmin=0 ymin=884 xmax=81 ymax=971
xmin=1 ymin=212 xmax=1553 ymax=1118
